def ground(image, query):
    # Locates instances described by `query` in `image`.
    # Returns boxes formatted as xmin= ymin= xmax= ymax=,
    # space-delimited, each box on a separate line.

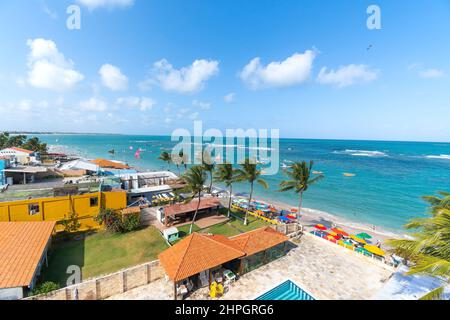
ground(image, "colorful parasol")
xmin=331 ymin=228 xmax=349 ymax=237
xmin=364 ymin=245 xmax=385 ymax=256
xmin=350 ymin=234 xmax=367 ymax=244
xmin=356 ymin=232 xmax=372 ymax=240
xmin=315 ymin=224 xmax=327 ymax=231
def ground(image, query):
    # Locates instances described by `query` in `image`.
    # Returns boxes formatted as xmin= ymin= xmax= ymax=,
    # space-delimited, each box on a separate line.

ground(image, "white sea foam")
xmin=334 ymin=149 xmax=388 ymax=157
xmin=425 ymin=154 xmax=450 ymax=160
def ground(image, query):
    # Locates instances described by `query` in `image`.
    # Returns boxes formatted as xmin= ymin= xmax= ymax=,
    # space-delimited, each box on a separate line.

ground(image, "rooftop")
xmin=163 ymin=198 xmax=222 ymax=218
xmin=159 ymin=232 xmax=245 ymax=282
xmin=158 ymin=227 xmax=289 ymax=282
xmin=0 ymin=221 xmax=55 ymax=289
xmin=1 ymin=147 xmax=34 ymax=154
xmin=91 ymin=158 xmax=130 ymax=170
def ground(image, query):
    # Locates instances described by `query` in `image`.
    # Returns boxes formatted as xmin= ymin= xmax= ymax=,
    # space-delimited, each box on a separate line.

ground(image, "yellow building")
xmin=0 ymin=191 xmax=127 ymax=232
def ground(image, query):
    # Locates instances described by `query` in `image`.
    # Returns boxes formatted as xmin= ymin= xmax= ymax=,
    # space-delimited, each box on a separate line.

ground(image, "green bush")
xmin=31 ymin=282 xmax=60 ymax=296
xmin=95 ymin=208 xmax=140 ymax=233
xmin=122 ymin=214 xmax=141 ymax=232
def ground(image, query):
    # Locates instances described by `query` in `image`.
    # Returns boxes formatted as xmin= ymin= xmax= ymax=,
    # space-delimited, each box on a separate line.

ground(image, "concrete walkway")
xmin=107 ymin=234 xmax=393 ymax=300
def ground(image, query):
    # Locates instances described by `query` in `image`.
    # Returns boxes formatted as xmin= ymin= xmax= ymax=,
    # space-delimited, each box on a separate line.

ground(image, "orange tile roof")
xmin=0 ymin=222 xmax=55 ymax=289
xmin=164 ymin=198 xmax=221 ymax=218
xmin=91 ymin=158 xmax=130 ymax=169
xmin=158 ymin=227 xmax=290 ymax=282
xmin=5 ymin=147 xmax=34 ymax=154
xmin=229 ymin=227 xmax=289 ymax=256
xmin=158 ymin=233 xmax=245 ymax=282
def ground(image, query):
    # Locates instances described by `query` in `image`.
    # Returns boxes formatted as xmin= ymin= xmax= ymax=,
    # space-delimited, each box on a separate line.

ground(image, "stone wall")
xmin=26 ymin=260 xmax=163 ymax=300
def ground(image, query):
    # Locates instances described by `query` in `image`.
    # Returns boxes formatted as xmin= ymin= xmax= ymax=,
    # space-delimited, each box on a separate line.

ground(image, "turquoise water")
xmin=37 ymin=134 xmax=450 ymax=231
xmin=256 ymin=280 xmax=315 ymax=300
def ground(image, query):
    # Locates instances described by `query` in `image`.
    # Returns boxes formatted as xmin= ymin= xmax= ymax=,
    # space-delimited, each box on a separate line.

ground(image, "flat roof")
xmin=0 ymin=221 xmax=55 ymax=289
xmin=163 ymin=198 xmax=221 ymax=218
xmin=2 ymin=167 xmax=48 ymax=174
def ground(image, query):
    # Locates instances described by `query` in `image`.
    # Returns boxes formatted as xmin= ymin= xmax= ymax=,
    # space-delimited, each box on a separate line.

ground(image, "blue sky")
xmin=0 ymin=0 xmax=449 ymax=141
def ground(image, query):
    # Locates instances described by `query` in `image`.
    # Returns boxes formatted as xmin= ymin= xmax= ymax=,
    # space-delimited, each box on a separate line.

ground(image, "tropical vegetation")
xmin=181 ymin=165 xmax=207 ymax=234
xmin=236 ymin=158 xmax=269 ymax=225
xmin=157 ymin=151 xmax=172 ymax=170
xmin=0 ymin=132 xmax=48 ymax=153
xmin=387 ymin=191 xmax=450 ymax=300
xmin=95 ymin=208 xmax=140 ymax=233
xmin=214 ymin=163 xmax=238 ymax=217
xmin=279 ymin=161 xmax=324 ymax=220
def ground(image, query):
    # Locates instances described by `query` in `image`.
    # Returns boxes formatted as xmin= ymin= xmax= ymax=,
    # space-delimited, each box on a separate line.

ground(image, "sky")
xmin=0 ymin=0 xmax=449 ymax=142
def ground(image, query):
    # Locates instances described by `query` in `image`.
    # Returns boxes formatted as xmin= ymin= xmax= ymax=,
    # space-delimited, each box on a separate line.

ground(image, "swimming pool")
xmin=256 ymin=280 xmax=315 ymax=300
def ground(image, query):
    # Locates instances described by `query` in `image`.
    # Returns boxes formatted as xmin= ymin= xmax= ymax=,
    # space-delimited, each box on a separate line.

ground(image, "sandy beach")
xmin=246 ymin=197 xmax=404 ymax=244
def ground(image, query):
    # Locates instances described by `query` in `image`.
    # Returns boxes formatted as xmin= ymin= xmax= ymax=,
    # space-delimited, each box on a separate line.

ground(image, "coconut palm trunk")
xmin=189 ymin=193 xmax=202 ymax=234
xmin=298 ymin=192 xmax=304 ymax=222
xmin=227 ymin=185 xmax=233 ymax=218
xmin=244 ymin=182 xmax=254 ymax=226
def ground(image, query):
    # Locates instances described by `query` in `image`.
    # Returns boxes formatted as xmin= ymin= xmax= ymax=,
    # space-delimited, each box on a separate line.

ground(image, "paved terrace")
xmin=108 ymin=234 xmax=393 ymax=300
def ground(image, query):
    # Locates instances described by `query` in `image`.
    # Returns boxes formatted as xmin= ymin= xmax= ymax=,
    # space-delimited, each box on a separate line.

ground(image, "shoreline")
xmin=49 ymin=144 xmax=405 ymax=242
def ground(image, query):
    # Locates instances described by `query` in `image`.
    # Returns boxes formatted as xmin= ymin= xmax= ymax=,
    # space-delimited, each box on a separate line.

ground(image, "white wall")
xmin=0 ymin=287 xmax=24 ymax=300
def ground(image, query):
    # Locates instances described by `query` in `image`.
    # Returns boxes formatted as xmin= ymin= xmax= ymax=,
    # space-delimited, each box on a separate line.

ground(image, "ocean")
xmin=38 ymin=134 xmax=450 ymax=232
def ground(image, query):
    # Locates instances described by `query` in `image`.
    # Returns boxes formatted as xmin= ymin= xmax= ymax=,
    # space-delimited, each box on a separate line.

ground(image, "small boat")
xmin=108 ymin=149 xmax=115 ymax=155
xmin=312 ymin=171 xmax=323 ymax=175
xmin=343 ymin=173 xmax=356 ymax=177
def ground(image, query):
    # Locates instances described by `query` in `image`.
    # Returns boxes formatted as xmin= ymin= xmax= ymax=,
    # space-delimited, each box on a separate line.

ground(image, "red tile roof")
xmin=3 ymin=147 xmax=34 ymax=154
xmin=230 ymin=227 xmax=289 ymax=256
xmin=158 ymin=227 xmax=289 ymax=282
xmin=164 ymin=198 xmax=221 ymax=218
xmin=159 ymin=233 xmax=245 ymax=282
xmin=0 ymin=222 xmax=55 ymax=289
xmin=91 ymin=158 xmax=130 ymax=169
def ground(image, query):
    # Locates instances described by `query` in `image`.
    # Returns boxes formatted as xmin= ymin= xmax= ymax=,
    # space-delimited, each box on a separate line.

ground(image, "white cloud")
xmin=317 ymin=64 xmax=379 ymax=88
xmin=164 ymin=117 xmax=173 ymax=124
xmin=192 ymin=99 xmax=211 ymax=110
xmin=79 ymin=97 xmax=107 ymax=112
xmin=240 ymin=50 xmax=316 ymax=89
xmin=151 ymin=59 xmax=219 ymax=93
xmin=189 ymin=112 xmax=199 ymax=120
xmin=99 ymin=64 xmax=128 ymax=91
xmin=77 ymin=0 xmax=134 ymax=10
xmin=419 ymin=69 xmax=444 ymax=79
xmin=26 ymin=38 xmax=84 ymax=91
xmin=224 ymin=92 xmax=235 ymax=103
xmin=116 ymin=96 xmax=155 ymax=111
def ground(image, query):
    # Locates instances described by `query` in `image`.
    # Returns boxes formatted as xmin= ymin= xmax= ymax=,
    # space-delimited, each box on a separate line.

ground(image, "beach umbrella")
xmin=328 ymin=231 xmax=341 ymax=239
xmin=350 ymin=234 xmax=367 ymax=244
xmin=291 ymin=208 xmax=298 ymax=213
xmin=315 ymin=224 xmax=327 ymax=231
xmin=356 ymin=232 xmax=372 ymax=240
xmin=331 ymin=228 xmax=349 ymax=237
xmin=364 ymin=245 xmax=385 ymax=256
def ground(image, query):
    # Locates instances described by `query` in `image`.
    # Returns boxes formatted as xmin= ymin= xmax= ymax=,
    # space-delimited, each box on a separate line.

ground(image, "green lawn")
xmin=174 ymin=209 xmax=272 ymax=240
xmin=40 ymin=226 xmax=169 ymax=287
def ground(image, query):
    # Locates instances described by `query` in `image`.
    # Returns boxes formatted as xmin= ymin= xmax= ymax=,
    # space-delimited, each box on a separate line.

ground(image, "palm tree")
xmin=158 ymin=151 xmax=172 ymax=170
xmin=236 ymin=158 xmax=269 ymax=225
xmin=172 ymin=150 xmax=185 ymax=176
xmin=387 ymin=191 xmax=450 ymax=300
xmin=279 ymin=161 xmax=324 ymax=221
xmin=202 ymin=160 xmax=216 ymax=194
xmin=214 ymin=163 xmax=238 ymax=217
xmin=181 ymin=165 xmax=207 ymax=234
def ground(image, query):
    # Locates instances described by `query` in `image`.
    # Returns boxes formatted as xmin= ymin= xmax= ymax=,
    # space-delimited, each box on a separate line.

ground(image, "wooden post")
xmin=146 ymin=263 xmax=151 ymax=284
xmin=174 ymin=282 xmax=177 ymax=300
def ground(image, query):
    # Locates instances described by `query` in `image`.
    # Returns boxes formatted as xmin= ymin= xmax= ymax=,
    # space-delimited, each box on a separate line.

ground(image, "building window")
xmin=29 ymin=204 xmax=40 ymax=215
xmin=90 ymin=197 xmax=99 ymax=207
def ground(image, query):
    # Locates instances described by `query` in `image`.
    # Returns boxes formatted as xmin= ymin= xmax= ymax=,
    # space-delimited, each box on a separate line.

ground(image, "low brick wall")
xmin=26 ymin=260 xmax=164 ymax=300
